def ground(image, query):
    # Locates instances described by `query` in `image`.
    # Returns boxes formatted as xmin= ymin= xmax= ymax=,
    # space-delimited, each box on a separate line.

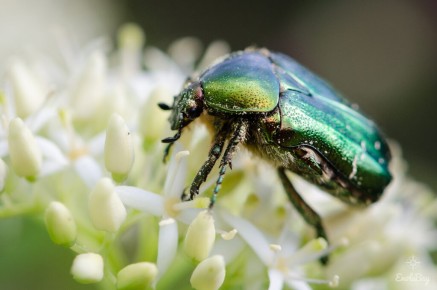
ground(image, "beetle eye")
xmin=188 ymin=106 xmax=201 ymax=118
xmin=188 ymin=106 xmax=197 ymax=114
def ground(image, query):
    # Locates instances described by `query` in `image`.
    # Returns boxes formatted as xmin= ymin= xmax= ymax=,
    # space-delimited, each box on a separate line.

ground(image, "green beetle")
xmin=159 ymin=48 xmax=392 ymax=253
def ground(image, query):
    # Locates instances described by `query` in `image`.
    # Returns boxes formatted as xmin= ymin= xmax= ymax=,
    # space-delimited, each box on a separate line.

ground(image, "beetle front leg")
xmin=209 ymin=121 xmax=247 ymax=208
xmin=277 ymin=167 xmax=329 ymax=264
xmin=182 ymin=123 xmax=230 ymax=201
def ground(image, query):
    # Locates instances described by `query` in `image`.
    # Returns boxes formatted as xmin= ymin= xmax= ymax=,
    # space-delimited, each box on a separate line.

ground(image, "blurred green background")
xmin=0 ymin=0 xmax=436 ymax=289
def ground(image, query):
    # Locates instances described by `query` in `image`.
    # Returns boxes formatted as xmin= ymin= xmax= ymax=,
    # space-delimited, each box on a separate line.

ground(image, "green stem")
xmin=0 ymin=196 xmax=39 ymax=218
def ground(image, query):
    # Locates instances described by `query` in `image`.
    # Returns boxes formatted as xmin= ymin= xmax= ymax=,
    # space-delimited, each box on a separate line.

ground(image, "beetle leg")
xmin=209 ymin=121 xmax=247 ymax=208
xmin=182 ymin=122 xmax=230 ymax=201
xmin=162 ymin=143 xmax=174 ymax=162
xmin=277 ymin=167 xmax=329 ymax=264
xmin=162 ymin=128 xmax=183 ymax=162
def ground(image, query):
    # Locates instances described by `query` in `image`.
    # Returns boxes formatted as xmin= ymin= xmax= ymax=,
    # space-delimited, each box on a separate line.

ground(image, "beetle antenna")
xmin=158 ymin=102 xmax=172 ymax=110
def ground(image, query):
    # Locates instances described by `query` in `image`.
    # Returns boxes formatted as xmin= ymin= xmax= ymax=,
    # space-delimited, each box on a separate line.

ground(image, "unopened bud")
xmin=9 ymin=60 xmax=47 ymax=118
xmin=71 ymin=253 xmax=104 ymax=284
xmin=0 ymin=158 xmax=7 ymax=192
xmin=45 ymin=201 xmax=77 ymax=246
xmin=184 ymin=210 xmax=215 ymax=262
xmin=139 ymin=86 xmax=172 ymax=148
xmin=117 ymin=262 xmax=158 ymax=290
xmin=104 ymin=114 xmax=134 ymax=182
xmin=70 ymin=51 xmax=106 ymax=120
xmin=89 ymin=177 xmax=127 ymax=232
xmin=117 ymin=23 xmax=145 ymax=52
xmin=190 ymin=255 xmax=225 ymax=290
xmin=8 ymin=118 xmax=42 ymax=180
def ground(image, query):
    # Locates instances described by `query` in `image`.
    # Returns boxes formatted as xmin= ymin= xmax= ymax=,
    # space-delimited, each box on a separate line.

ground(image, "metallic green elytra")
xmin=159 ymin=48 xmax=392 ymax=259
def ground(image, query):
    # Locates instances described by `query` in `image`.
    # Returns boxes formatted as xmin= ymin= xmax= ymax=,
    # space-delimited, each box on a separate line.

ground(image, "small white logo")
xmin=405 ymin=255 xmax=420 ymax=271
xmin=394 ymin=256 xmax=430 ymax=286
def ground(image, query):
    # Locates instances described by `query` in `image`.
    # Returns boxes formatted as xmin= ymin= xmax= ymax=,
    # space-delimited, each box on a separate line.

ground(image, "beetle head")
xmin=160 ymin=82 xmax=204 ymax=147
xmin=169 ymin=82 xmax=204 ymax=131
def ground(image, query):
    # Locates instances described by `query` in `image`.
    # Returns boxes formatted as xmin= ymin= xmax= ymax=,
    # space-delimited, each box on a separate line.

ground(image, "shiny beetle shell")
xmin=160 ymin=48 xmax=392 ymax=253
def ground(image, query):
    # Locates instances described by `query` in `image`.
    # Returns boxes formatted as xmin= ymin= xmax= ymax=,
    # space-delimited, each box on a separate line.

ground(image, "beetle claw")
xmin=181 ymin=187 xmax=190 ymax=201
xmin=162 ymin=143 xmax=173 ymax=163
xmin=162 ymin=131 xmax=181 ymax=143
xmin=161 ymin=127 xmax=183 ymax=162
xmin=162 ymin=136 xmax=176 ymax=143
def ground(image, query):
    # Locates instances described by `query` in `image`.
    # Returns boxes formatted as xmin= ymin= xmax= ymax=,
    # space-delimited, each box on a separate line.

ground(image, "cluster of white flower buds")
xmin=6 ymin=52 xmax=227 ymax=288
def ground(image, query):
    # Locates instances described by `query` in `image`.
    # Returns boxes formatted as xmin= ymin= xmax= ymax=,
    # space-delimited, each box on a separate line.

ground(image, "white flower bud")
xmin=89 ymin=177 xmax=127 ymax=232
xmin=197 ymin=40 xmax=230 ymax=72
xmin=117 ymin=262 xmax=158 ymax=290
xmin=104 ymin=82 xmax=129 ymax=122
xmin=168 ymin=37 xmax=203 ymax=71
xmin=0 ymin=158 xmax=7 ymax=192
xmin=70 ymin=51 xmax=106 ymax=120
xmin=45 ymin=201 xmax=77 ymax=246
xmin=184 ymin=210 xmax=215 ymax=262
xmin=9 ymin=60 xmax=47 ymax=118
xmin=117 ymin=23 xmax=145 ymax=52
xmin=71 ymin=253 xmax=104 ymax=284
xmin=190 ymin=255 xmax=225 ymax=290
xmin=104 ymin=114 xmax=134 ymax=182
xmin=139 ymin=86 xmax=172 ymax=147
xmin=8 ymin=118 xmax=42 ymax=180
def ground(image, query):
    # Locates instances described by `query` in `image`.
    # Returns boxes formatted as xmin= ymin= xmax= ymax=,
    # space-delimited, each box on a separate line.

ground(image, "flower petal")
xmin=156 ymin=218 xmax=178 ymax=280
xmin=74 ymin=156 xmax=102 ymax=188
xmin=37 ymin=136 xmax=69 ymax=175
xmin=220 ymin=211 xmax=273 ymax=265
xmin=268 ymin=269 xmax=284 ymax=290
xmin=116 ymin=185 xmax=164 ymax=216
xmin=164 ymin=149 xmax=189 ymax=198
